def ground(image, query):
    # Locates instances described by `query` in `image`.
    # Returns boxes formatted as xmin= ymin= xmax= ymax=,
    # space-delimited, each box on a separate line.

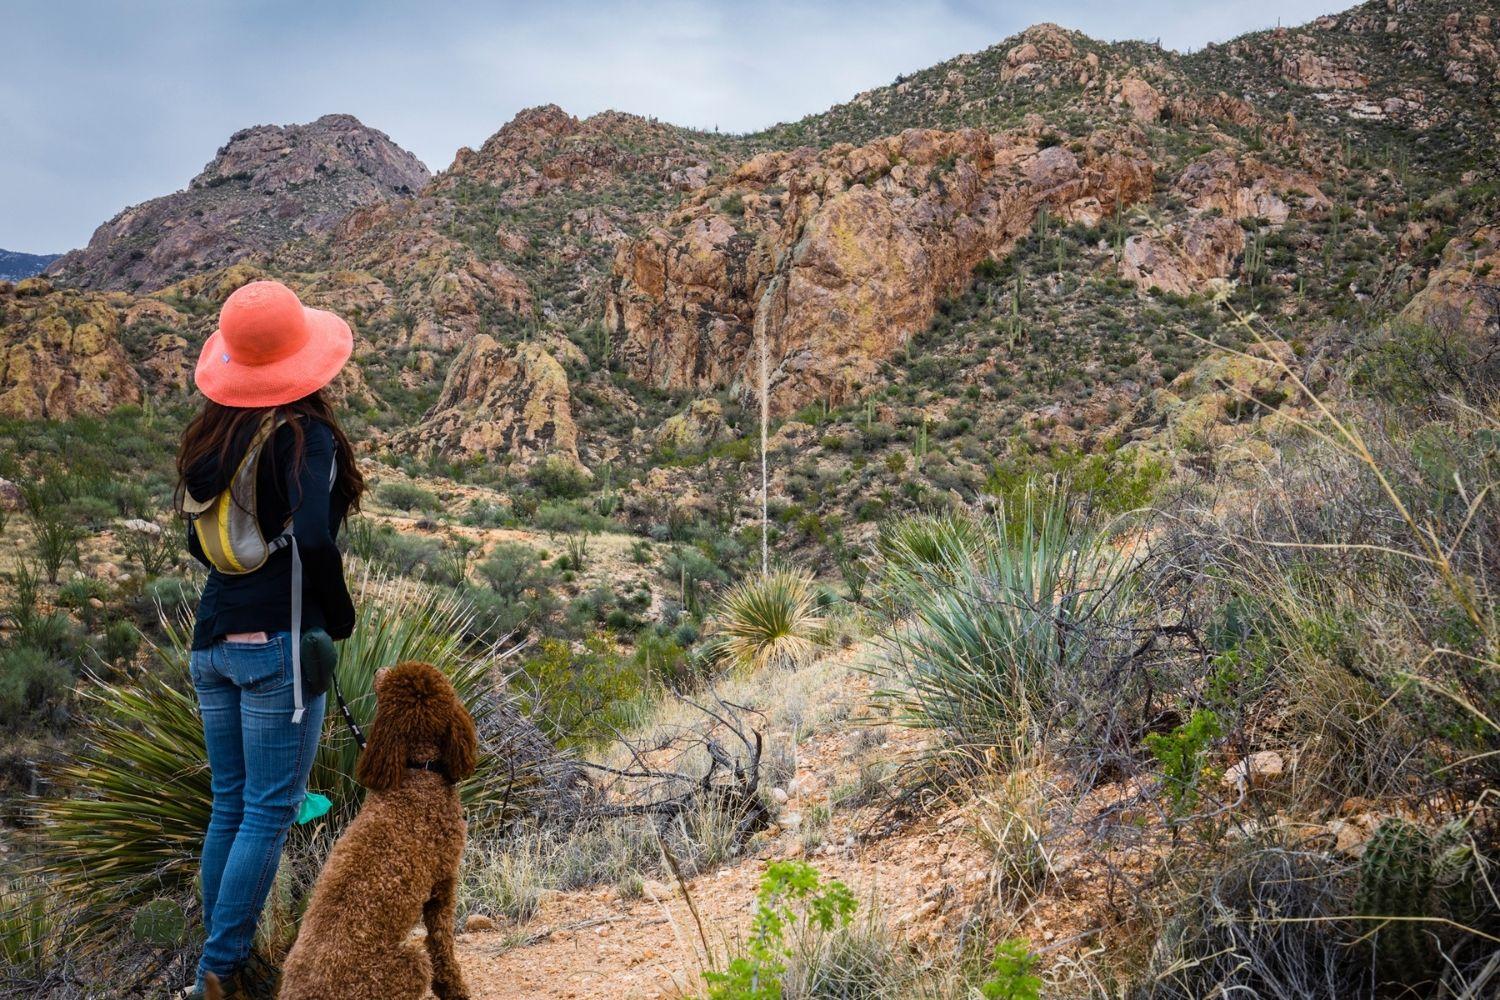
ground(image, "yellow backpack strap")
xmin=185 ymin=414 xmax=283 ymax=575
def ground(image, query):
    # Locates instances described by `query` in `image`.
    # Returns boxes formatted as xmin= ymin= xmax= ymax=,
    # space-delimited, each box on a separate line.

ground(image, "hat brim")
xmin=195 ymin=306 xmax=353 ymax=409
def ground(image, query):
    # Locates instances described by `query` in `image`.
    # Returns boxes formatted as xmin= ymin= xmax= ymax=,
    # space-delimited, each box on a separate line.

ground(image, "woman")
xmin=176 ymin=279 xmax=365 ymax=998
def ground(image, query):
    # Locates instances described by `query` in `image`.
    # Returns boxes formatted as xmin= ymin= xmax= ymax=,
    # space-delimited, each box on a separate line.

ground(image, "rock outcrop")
xmin=1400 ymin=225 xmax=1500 ymax=341
xmin=607 ymin=127 xmax=1153 ymax=415
xmin=395 ymin=335 xmax=579 ymax=465
xmin=326 ymin=199 xmax=532 ymax=350
xmin=1121 ymin=216 xmax=1246 ymax=298
xmin=654 ymin=398 xmax=731 ymax=454
xmin=48 ymin=115 xmax=429 ymax=292
xmin=0 ymin=279 xmax=147 ymax=419
xmin=1171 ymin=151 xmax=1327 ymax=225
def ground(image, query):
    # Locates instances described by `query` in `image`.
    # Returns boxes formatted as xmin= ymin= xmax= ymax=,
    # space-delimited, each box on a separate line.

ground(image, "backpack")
xmin=182 ymin=413 xmax=333 ymax=725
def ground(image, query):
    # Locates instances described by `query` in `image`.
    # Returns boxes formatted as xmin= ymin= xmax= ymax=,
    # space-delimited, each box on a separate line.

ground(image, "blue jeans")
xmin=190 ymin=632 xmax=325 ymax=982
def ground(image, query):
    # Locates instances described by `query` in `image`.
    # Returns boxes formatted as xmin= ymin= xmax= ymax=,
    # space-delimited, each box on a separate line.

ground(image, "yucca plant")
xmin=29 ymin=574 xmax=526 ymax=953
xmin=707 ymin=568 xmax=826 ymax=672
xmin=876 ymin=490 xmax=1137 ymax=770
xmin=876 ymin=511 xmax=984 ymax=605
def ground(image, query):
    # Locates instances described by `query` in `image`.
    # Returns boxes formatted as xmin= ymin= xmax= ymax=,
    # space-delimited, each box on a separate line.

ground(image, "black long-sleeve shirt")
xmin=185 ymin=418 xmax=355 ymax=650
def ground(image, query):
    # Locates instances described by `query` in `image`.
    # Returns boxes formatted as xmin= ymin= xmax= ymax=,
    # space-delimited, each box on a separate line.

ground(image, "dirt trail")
xmin=445 ymin=656 xmax=987 ymax=1000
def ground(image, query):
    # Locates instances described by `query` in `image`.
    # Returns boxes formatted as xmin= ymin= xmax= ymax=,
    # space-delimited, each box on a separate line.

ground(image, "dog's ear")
xmin=355 ymin=699 xmax=406 ymax=792
xmin=440 ymin=693 xmax=478 ymax=784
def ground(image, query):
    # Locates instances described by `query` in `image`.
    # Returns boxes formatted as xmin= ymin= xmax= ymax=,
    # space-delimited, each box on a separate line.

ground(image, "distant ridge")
xmin=0 ymin=249 xmax=62 ymax=281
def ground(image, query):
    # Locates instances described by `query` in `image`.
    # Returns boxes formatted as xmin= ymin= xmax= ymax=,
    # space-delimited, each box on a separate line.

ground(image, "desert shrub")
xmin=0 ymin=876 xmax=59 ymax=988
xmin=631 ymin=631 xmax=695 ymax=690
xmin=705 ymin=569 xmax=826 ymax=672
xmin=984 ymin=447 xmax=1164 ymax=521
xmin=462 ymin=498 xmax=513 ymax=527
xmin=1349 ymin=318 xmax=1500 ymax=406
xmin=876 ymin=491 xmax=1139 ymax=774
xmin=26 ymin=506 xmax=82 ymax=584
xmin=531 ymin=499 xmax=609 ymax=535
xmin=1139 ymin=842 xmax=1364 ymax=999
xmin=521 ymin=634 xmax=649 ymax=745
xmin=477 ymin=541 xmax=556 ymax=605
xmin=120 ymin=521 xmax=174 ymax=578
xmin=700 ymin=860 xmax=856 ymax=999
xmin=361 ymin=523 xmax=443 ymax=578
xmin=460 ymin=834 xmax=549 ymax=924
xmin=101 ymin=620 xmax=141 ymax=667
xmin=0 ymin=646 xmax=71 ymax=727
xmin=528 ymin=455 xmax=591 ymax=499
xmin=876 ymin=511 xmax=983 ymax=595
xmin=1194 ymin=393 xmax=1499 ymax=802
xmin=376 ymin=480 xmax=438 ymax=512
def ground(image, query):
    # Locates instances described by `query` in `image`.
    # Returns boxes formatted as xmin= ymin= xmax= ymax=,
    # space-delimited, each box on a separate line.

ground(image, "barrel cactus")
xmin=1356 ymin=818 xmax=1492 ymax=984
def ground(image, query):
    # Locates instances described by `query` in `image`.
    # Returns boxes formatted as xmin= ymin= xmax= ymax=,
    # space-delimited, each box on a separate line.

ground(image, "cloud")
xmin=1 ymin=0 xmax=1339 ymax=252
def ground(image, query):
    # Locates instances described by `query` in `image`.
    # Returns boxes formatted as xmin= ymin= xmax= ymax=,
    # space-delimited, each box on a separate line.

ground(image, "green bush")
xmin=27 ymin=509 xmax=82 ymax=584
xmin=522 ymin=634 xmax=648 ymax=745
xmin=0 ymin=646 xmax=71 ymax=726
xmin=706 ymin=569 xmax=825 ymax=672
xmin=531 ymin=499 xmax=609 ymax=535
xmin=528 ymin=456 xmax=591 ymax=500
xmin=877 ymin=492 xmax=1137 ymax=772
xmin=700 ymin=860 xmax=858 ymax=1000
xmin=376 ymin=481 xmax=439 ymax=512
xmin=478 ymin=542 xmax=557 ymax=605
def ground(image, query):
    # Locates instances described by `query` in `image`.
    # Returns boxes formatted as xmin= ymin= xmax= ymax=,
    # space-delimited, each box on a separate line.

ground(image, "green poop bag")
xmin=296 ymin=792 xmax=332 ymax=825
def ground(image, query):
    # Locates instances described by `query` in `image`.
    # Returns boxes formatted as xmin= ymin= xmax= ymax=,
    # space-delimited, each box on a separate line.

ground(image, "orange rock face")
xmin=607 ymin=127 xmax=1153 ymax=415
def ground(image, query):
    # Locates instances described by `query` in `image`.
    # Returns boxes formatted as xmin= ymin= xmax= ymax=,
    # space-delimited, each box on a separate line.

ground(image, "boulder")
xmin=1222 ymin=750 xmax=1286 ymax=793
xmin=654 ymin=398 xmax=731 ymax=454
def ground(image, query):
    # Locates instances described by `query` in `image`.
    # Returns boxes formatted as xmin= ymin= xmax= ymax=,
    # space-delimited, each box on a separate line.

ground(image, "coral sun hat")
xmin=194 ymin=280 xmax=353 ymax=408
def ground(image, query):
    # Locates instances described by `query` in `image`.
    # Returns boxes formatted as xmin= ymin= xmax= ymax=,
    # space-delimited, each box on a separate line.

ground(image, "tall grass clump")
xmin=28 ymin=575 xmax=522 ymax=958
xmin=707 ymin=568 xmax=826 ymax=672
xmin=876 ymin=490 xmax=1138 ymax=774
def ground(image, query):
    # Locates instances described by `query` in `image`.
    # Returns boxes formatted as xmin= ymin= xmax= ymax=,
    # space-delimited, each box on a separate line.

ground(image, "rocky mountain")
xmin=4 ymin=0 xmax=1496 ymax=488
xmin=0 ymin=250 xmax=61 ymax=281
xmin=45 ymin=114 xmax=430 ymax=293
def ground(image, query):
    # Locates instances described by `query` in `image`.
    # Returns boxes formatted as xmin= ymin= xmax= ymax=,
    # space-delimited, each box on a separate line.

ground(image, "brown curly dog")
xmin=209 ymin=660 xmax=476 ymax=1000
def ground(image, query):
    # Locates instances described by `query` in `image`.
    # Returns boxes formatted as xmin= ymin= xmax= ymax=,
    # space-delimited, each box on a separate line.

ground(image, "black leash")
xmin=330 ymin=671 xmax=367 ymax=751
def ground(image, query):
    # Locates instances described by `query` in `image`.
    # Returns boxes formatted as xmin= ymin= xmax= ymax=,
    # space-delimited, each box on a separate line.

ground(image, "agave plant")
xmin=707 ymin=568 xmax=826 ymax=672
xmin=876 ymin=491 xmax=1138 ymax=770
xmin=30 ymin=574 xmax=525 ymax=952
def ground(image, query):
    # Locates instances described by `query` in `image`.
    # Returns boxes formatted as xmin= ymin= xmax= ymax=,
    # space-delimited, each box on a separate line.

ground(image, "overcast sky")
xmin=3 ymin=0 xmax=1341 ymax=254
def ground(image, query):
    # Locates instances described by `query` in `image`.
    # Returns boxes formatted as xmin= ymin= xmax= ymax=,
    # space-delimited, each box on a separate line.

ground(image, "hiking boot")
xmin=232 ymin=953 xmax=280 ymax=1000
xmin=181 ymin=953 xmax=278 ymax=1000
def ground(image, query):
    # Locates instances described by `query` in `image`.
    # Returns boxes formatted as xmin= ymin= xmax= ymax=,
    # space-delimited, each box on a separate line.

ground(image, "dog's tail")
xmin=203 ymin=972 xmax=224 ymax=1000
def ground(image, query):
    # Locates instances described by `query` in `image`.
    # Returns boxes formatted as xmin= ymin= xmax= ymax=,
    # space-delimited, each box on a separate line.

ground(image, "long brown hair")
xmin=175 ymin=390 xmax=365 ymax=515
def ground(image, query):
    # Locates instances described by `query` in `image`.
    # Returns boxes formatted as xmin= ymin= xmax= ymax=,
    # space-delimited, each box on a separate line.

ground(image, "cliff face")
xmin=606 ymin=126 xmax=1154 ymax=415
xmin=46 ymin=115 xmax=430 ymax=293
